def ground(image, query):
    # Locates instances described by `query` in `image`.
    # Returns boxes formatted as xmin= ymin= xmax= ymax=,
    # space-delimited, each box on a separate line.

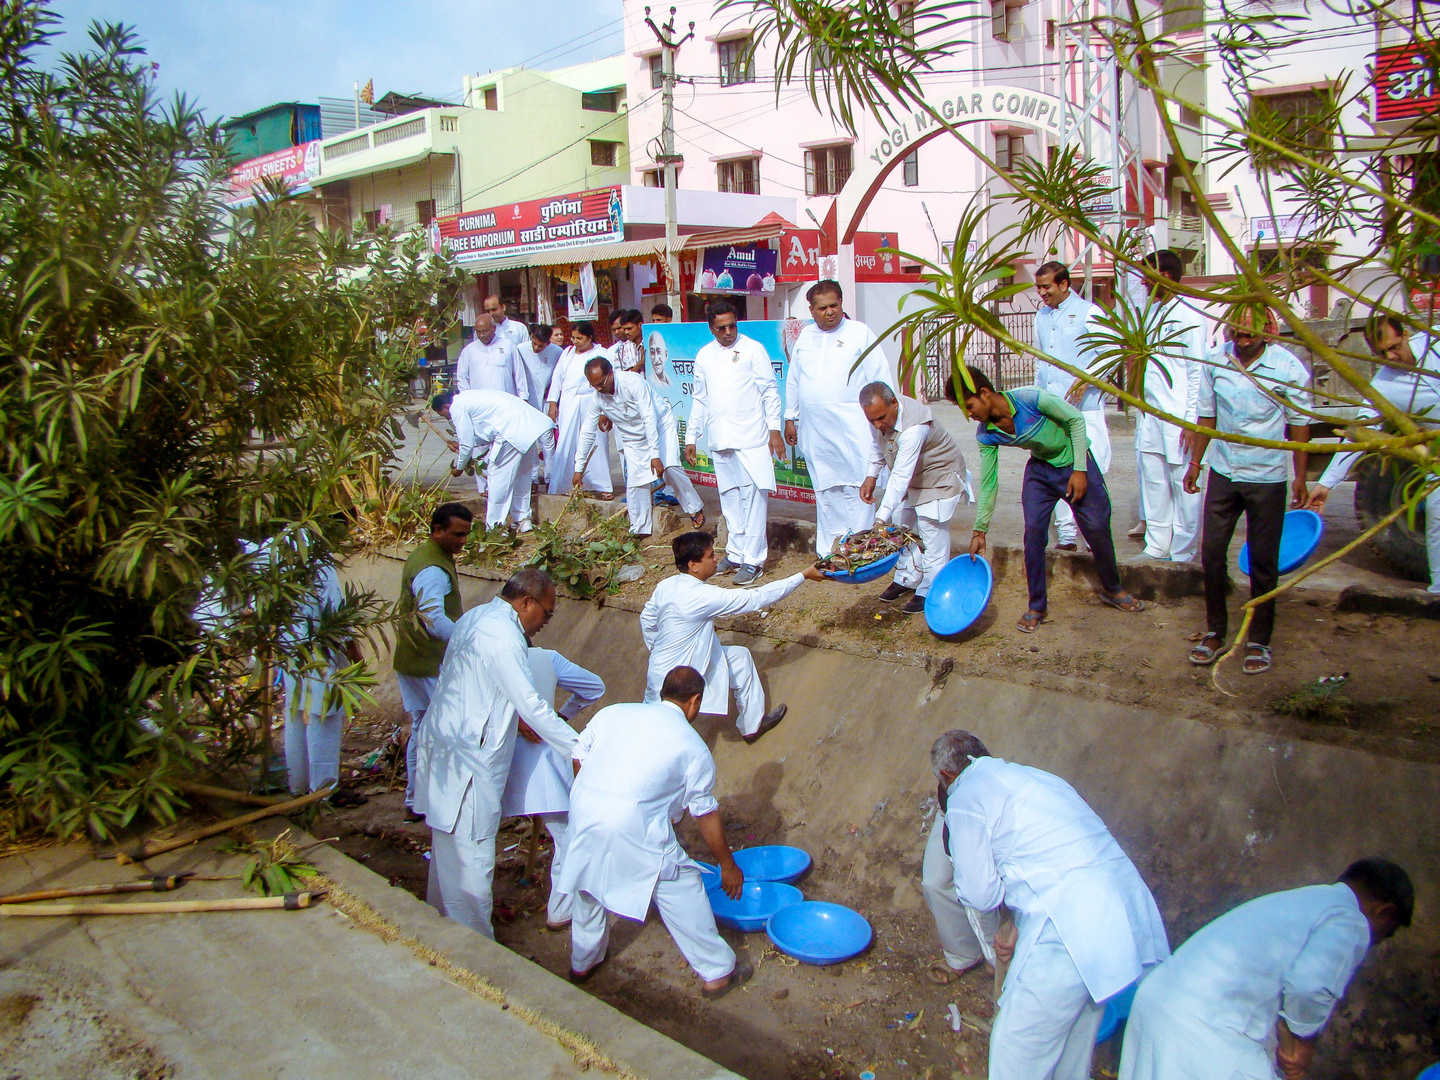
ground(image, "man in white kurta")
xmin=933 ymin=729 xmax=1170 ymax=1080
xmin=483 ymin=294 xmax=531 ymax=355
xmin=456 ymin=314 xmax=530 ymax=400
xmin=573 ymin=356 xmax=704 ymax=536
xmin=859 ymin=382 xmax=969 ymax=615
xmin=1034 ymin=261 xmax=1110 ymax=549
xmin=434 ymin=389 xmax=550 ymax=531
xmin=784 ymin=280 xmax=894 ymax=556
xmin=640 ymin=531 xmax=824 ymax=741
xmin=500 ymin=647 xmax=604 ymax=929
xmin=560 ymin=666 xmax=748 ymax=993
xmin=545 ymin=329 xmax=614 ymax=495
xmin=1133 ymin=251 xmax=1205 ymax=562
xmin=688 ymin=301 xmax=784 ymax=585
xmin=1119 ymin=859 xmax=1413 ymax=1080
xmin=413 ymin=570 xmax=577 ymax=937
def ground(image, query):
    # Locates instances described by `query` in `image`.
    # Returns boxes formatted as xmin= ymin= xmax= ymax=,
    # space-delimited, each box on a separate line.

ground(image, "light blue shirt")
xmin=1198 ymin=342 xmax=1312 ymax=483
xmin=1034 ymin=291 xmax=1104 ymax=409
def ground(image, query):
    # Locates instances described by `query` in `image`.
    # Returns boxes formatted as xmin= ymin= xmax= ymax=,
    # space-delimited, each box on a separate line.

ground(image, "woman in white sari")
xmin=545 ymin=321 xmax=613 ymax=496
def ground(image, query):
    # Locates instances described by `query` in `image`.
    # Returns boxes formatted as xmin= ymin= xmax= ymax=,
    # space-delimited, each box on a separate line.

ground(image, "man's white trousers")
xmin=281 ymin=671 xmax=342 ymax=795
xmin=921 ymin=815 xmax=999 ymax=971
xmin=718 ymin=645 xmax=767 ymax=736
xmin=623 ymin=467 xmax=701 ymax=534
xmin=397 ymin=674 xmax=437 ymax=810
xmin=537 ymin=812 xmax=573 ymax=924
xmin=485 ymin=443 xmax=537 ymax=530
xmin=426 ymin=780 xmax=501 ymax=938
xmin=1138 ymin=451 xmax=1201 ymax=562
xmin=570 ymin=864 xmax=735 ymax=981
xmin=1427 ymin=483 xmax=1440 ymax=593
xmin=989 ymin=916 xmax=1104 ymax=1080
xmin=1052 ymin=408 xmax=1110 ymax=543
xmin=891 ymin=498 xmax=958 ymax=598
xmin=815 ymin=484 xmax=876 ymax=556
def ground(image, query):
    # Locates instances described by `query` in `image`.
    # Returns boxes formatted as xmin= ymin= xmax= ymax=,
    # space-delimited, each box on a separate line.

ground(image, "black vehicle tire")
xmin=1353 ymin=456 xmax=1430 ymax=582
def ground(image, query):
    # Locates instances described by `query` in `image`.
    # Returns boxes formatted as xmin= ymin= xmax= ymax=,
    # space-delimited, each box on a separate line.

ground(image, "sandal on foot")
xmin=1099 ymin=590 xmax=1145 ymax=613
xmin=569 ymin=954 xmax=608 ymax=983
xmin=701 ymin=961 xmax=754 ymax=1000
xmin=1017 ymin=610 xmax=1045 ymax=633
xmin=1188 ymin=632 xmax=1222 ymax=666
xmin=1242 ymin=643 xmax=1272 ymax=675
xmin=691 ymin=510 xmax=706 ymax=528
xmin=926 ymin=960 xmax=966 ymax=985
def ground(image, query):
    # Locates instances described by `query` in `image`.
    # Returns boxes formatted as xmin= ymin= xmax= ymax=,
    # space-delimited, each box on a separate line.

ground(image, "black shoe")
xmin=901 ymin=595 xmax=925 ymax=615
xmin=743 ymin=704 xmax=787 ymax=744
xmin=878 ymin=582 xmax=914 ymax=603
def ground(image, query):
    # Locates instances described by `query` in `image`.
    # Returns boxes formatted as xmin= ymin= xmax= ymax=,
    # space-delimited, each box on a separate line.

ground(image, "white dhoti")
xmin=989 ymin=916 xmax=1105 ymax=1080
xmin=427 ymin=779 xmax=500 ymax=938
xmin=1053 ymin=408 xmax=1110 ymax=543
xmin=714 ymin=446 xmax=774 ymax=567
xmin=570 ymin=863 xmax=735 ymax=981
xmin=814 ymin=484 xmax=876 ymax=556
xmin=921 ymin=815 xmax=999 ymax=971
xmin=281 ymin=670 xmax=342 ymax=795
xmin=891 ymin=493 xmax=961 ymax=598
xmin=484 ymin=442 xmax=538 ymax=529
xmin=1138 ymin=451 xmax=1201 ymax=562
xmin=397 ymin=673 xmax=438 ymax=809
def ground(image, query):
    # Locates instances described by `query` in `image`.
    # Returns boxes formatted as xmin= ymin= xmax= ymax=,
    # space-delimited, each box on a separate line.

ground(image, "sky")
xmin=47 ymin=0 xmax=627 ymax=121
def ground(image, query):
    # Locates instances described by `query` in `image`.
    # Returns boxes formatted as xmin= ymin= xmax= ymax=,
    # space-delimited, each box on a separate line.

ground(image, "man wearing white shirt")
xmin=393 ymin=503 xmax=472 ymax=818
xmin=433 ymin=389 xmax=550 ymax=531
xmin=1034 ymin=261 xmax=1110 ymax=550
xmin=456 ymin=313 xmax=529 ymax=399
xmin=784 ymin=280 xmax=894 ymax=556
xmin=500 ymin=647 xmax=605 ymax=931
xmin=687 ymin=300 xmax=785 ymax=585
xmin=641 ymin=531 xmax=824 ymax=744
xmin=1184 ymin=310 xmax=1311 ymax=674
xmin=1120 ymin=858 xmax=1413 ymax=1080
xmin=483 ymin=294 xmax=531 ymax=355
xmin=560 ymin=666 xmax=751 ymax=996
xmin=573 ymin=356 xmax=705 ymax=536
xmin=858 ymin=382 xmax=968 ymax=615
xmin=610 ymin=308 xmax=645 ymax=372
xmin=1308 ymin=315 xmax=1440 ymax=594
xmin=932 ymin=729 xmax=1170 ymax=1080
xmin=413 ymin=569 xmax=577 ymax=937
xmin=1132 ymin=250 xmax=1205 ymax=562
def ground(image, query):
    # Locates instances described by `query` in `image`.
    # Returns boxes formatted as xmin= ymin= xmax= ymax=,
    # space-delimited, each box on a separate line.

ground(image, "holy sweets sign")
xmin=696 ymin=244 xmax=778 ymax=294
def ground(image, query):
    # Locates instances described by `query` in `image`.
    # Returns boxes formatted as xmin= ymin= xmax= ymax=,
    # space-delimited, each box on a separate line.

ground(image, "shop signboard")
xmin=435 ymin=186 xmax=623 ymax=264
xmin=853 ymin=231 xmax=920 ymax=282
xmin=1249 ymin=214 xmax=1317 ymax=243
xmin=642 ymin=319 xmax=815 ymax=503
xmin=776 ymin=227 xmax=917 ymax=282
xmin=226 ymin=141 xmax=320 ymax=208
xmin=697 ymin=244 xmax=778 ymax=294
xmin=1373 ymin=41 xmax=1439 ymax=122
xmin=777 ymin=228 xmax=821 ymax=282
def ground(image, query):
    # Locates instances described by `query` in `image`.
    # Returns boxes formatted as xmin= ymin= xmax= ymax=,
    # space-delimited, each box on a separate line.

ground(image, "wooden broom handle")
xmin=115 ymin=784 xmax=334 ymax=865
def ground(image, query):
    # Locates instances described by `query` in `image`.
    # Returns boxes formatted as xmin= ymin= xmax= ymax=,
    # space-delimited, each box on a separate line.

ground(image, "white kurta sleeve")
xmin=945 ymin=805 xmax=1005 ymax=912
xmin=510 ymin=346 xmax=530 ymax=403
xmin=572 ymin=715 xmax=600 ymax=766
xmin=687 ymin=359 xmax=710 ymax=447
xmin=453 ymin=411 xmax=480 ymax=471
xmin=573 ymin=397 xmax=602 ymax=473
xmin=877 ymin=424 xmax=926 ymax=521
xmin=1317 ymin=449 xmax=1361 ymax=490
xmin=1278 ymin=910 xmax=1370 ymax=1037
xmin=551 ymin=652 xmax=605 ymax=720
xmin=638 ymin=379 xmax=661 ymax=459
xmin=681 ymin=744 xmax=720 ymax=819
xmin=456 ymin=347 xmax=473 ymax=393
xmin=492 ymin=630 xmax=576 ymax=758
xmin=754 ymin=346 xmax=783 ymax=430
xmin=783 ymin=349 xmax=801 ymax=422
xmin=411 ymin=565 xmax=458 ymax=642
xmin=639 ymin=594 xmax=661 ymax=649
xmin=691 ymin=573 xmax=806 ymax=620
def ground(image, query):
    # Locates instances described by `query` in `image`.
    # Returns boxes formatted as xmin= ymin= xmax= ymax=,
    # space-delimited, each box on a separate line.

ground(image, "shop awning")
xmin=459 ymin=237 xmax=667 ymax=273
xmin=681 ymin=211 xmax=797 ymax=250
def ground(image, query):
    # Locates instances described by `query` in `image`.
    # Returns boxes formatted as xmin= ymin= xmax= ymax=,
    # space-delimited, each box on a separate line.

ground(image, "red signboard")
xmin=776 ymin=227 xmax=920 ymax=283
xmin=226 ymin=141 xmax=320 ymax=207
xmin=1373 ymin=41 xmax=1439 ymax=122
xmin=435 ymin=186 xmax=624 ymax=264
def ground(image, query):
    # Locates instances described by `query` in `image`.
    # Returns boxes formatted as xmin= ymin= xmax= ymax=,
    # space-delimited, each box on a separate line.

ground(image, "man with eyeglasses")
xmin=412 ymin=568 xmax=575 ymax=936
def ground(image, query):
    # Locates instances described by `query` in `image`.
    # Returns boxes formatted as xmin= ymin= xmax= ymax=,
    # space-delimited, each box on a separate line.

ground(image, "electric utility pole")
xmin=644 ymin=6 xmax=693 ymax=317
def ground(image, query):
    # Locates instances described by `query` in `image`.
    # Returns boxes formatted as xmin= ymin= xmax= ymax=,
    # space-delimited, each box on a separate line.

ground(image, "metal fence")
xmin=912 ymin=307 xmax=1037 ymax=397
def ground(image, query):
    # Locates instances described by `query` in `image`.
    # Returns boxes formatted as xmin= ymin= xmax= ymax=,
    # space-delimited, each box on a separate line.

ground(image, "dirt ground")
xmin=300 ymin=517 xmax=1440 ymax=1080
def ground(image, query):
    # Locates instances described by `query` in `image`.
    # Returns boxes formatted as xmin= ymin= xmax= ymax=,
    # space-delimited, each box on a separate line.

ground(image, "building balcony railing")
xmin=1169 ymin=211 xmax=1203 ymax=233
xmin=317 ymin=109 xmax=461 ymax=179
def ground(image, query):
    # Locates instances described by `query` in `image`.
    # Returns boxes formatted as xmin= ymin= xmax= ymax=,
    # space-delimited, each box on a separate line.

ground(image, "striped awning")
xmin=459 ymin=238 xmax=667 ymax=274
xmin=681 ymin=211 xmax=797 ymax=251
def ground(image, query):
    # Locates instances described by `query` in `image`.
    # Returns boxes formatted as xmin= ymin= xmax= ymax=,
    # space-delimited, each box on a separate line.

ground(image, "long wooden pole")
xmin=173 ymin=780 xmax=285 ymax=807
xmin=2 ymin=891 xmax=322 ymax=917
xmin=0 ymin=875 xmax=190 ymax=905
xmin=115 ymin=784 xmax=334 ymax=865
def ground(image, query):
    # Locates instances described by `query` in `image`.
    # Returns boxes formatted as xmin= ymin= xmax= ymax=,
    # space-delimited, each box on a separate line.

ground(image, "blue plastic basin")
xmin=924 ymin=554 xmax=994 ymax=636
xmin=1094 ymin=981 xmax=1139 ymax=1044
xmin=694 ymin=860 xmax=720 ymax=889
xmin=1238 ymin=509 xmax=1324 ymax=575
xmin=766 ymin=900 xmax=873 ymax=965
xmin=734 ymin=845 xmax=811 ymax=884
xmin=823 ymin=550 xmax=901 ymax=584
xmin=706 ymin=881 xmax=805 ymax=932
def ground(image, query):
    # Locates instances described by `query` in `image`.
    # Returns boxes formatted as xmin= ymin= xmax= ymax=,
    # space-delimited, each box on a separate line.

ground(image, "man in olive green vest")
xmin=395 ymin=502 xmax=473 ymax=817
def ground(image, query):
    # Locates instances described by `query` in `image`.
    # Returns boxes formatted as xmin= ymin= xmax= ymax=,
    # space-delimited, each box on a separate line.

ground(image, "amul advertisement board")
xmin=642 ymin=319 xmax=816 ymax=503
xmin=435 ymin=186 xmax=623 ymax=264
xmin=1373 ymin=41 xmax=1439 ymax=122
xmin=226 ymin=141 xmax=321 ymax=207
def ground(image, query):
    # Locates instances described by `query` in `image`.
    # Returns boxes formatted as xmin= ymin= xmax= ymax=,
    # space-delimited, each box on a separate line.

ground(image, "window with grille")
xmin=994 ymin=133 xmax=1027 ymax=170
xmin=717 ymin=157 xmax=760 ymax=194
xmin=1247 ymin=88 xmax=1334 ymax=170
xmin=648 ymin=54 xmax=664 ymax=90
xmin=718 ymin=37 xmax=754 ymax=86
xmin=590 ymin=140 xmax=619 ymax=167
xmin=361 ymin=210 xmax=381 ymax=232
xmin=416 ymin=199 xmax=437 ymax=226
xmin=902 ymin=149 xmax=919 ymax=187
xmin=896 ymin=1 xmax=916 ymax=35
xmin=805 ymin=144 xmax=853 ymax=196
xmin=991 ymin=0 xmax=1022 ymax=41
xmin=581 ymin=91 xmax=619 ymax=112
xmin=483 ymin=86 xmax=498 ymax=111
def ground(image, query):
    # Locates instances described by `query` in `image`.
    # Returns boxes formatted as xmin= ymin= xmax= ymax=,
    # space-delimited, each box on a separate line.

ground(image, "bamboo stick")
xmin=0 ymin=875 xmax=189 ymax=905
xmin=173 ymin=780 xmax=286 ymax=807
xmin=1 ymin=891 xmax=322 ymax=917
xmin=115 ymin=784 xmax=335 ymax=865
